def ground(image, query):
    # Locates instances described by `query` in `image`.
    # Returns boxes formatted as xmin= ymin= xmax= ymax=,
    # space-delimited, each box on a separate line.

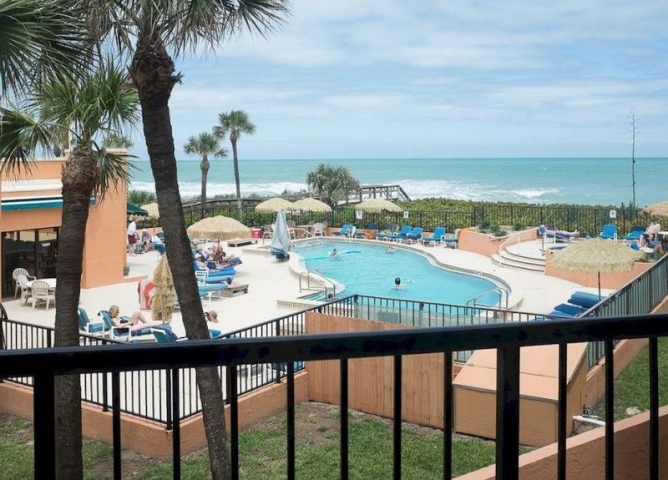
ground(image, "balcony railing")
xmin=1 ymin=313 xmax=666 ymax=480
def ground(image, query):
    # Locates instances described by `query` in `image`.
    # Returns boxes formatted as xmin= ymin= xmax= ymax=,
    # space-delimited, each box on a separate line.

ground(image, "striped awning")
xmin=1 ymin=196 xmax=63 ymax=211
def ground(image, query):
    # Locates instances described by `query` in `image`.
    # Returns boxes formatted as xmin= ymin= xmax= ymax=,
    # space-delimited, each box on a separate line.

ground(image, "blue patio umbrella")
xmin=271 ymin=210 xmax=293 ymax=260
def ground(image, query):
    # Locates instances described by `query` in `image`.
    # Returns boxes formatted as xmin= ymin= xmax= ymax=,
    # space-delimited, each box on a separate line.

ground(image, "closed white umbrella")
xmin=292 ymin=198 xmax=332 ymax=212
xmin=355 ymin=198 xmax=402 ymax=213
xmin=186 ymin=216 xmax=250 ymax=241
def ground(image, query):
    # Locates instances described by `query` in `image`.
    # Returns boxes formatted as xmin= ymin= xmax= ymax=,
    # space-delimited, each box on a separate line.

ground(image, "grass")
xmin=593 ymin=337 xmax=668 ymax=421
xmin=0 ymin=403 xmax=503 ymax=479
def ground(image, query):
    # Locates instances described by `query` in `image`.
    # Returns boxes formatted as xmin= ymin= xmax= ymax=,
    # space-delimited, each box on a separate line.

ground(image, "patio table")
xmin=26 ymin=278 xmax=57 ymax=290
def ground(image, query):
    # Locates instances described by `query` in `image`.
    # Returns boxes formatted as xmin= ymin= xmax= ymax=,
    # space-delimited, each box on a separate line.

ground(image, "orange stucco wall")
xmin=0 ymin=156 xmax=128 ymax=290
xmin=457 ymin=406 xmax=668 ymax=480
xmin=453 ymin=343 xmax=588 ymax=447
xmin=0 ymin=372 xmax=309 ymax=458
xmin=458 ymin=228 xmax=509 ymax=256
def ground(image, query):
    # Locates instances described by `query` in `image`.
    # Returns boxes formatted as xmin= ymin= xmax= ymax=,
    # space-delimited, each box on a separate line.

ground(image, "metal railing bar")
xmin=604 ymin=340 xmax=614 ymax=480
xmin=228 ymin=365 xmax=239 ymax=480
xmin=496 ymin=345 xmax=520 ymax=479
xmin=443 ymin=350 xmax=453 ymax=480
xmin=33 ymin=373 xmax=55 ymax=480
xmin=287 ymin=362 xmax=296 ymax=480
xmin=112 ymin=372 xmax=121 ymax=480
xmin=340 ymin=358 xmax=349 ymax=480
xmin=649 ymin=337 xmax=659 ymax=480
xmin=557 ymin=343 xmax=567 ymax=480
xmin=393 ymin=355 xmax=402 ymax=480
xmin=2 ymin=314 xmax=668 ymax=378
xmin=172 ymin=369 xmax=181 ymax=480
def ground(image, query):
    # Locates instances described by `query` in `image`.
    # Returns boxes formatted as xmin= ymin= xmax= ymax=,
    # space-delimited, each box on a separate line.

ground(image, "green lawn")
xmin=594 ymin=337 xmax=668 ymax=421
xmin=1 ymin=403 xmax=501 ymax=479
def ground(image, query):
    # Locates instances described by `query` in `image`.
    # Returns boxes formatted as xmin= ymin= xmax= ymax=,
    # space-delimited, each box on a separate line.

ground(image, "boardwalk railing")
xmin=1 ymin=314 xmax=666 ymax=479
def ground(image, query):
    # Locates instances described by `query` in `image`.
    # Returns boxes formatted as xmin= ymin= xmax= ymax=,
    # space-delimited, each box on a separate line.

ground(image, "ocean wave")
xmin=130 ymin=181 xmax=308 ymax=198
xmin=510 ymin=188 xmax=561 ymax=199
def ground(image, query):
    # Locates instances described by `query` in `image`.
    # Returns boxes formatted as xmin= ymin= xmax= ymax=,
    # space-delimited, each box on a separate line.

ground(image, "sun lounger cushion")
xmin=548 ymin=310 xmax=574 ymax=317
xmin=568 ymin=291 xmax=603 ymax=309
xmin=553 ymin=303 xmax=587 ymax=316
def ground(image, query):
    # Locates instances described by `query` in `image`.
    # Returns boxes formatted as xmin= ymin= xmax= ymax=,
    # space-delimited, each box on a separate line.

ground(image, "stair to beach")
xmin=491 ymin=241 xmax=546 ymax=272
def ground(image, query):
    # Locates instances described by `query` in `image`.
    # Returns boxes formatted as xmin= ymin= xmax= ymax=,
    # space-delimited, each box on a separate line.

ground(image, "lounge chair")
xmin=421 ymin=227 xmax=446 ymax=246
xmin=78 ymin=307 xmax=110 ymax=337
xmin=441 ymin=228 xmax=461 ymax=248
xmin=192 ymin=262 xmax=236 ymax=283
xmin=553 ymin=303 xmax=588 ymax=316
xmin=331 ymin=224 xmax=354 ymax=237
xmin=568 ymin=291 xmax=604 ymax=309
xmin=403 ymin=227 xmax=423 ymax=244
xmin=376 ymin=224 xmax=399 ymax=241
xmin=150 ymin=327 xmax=186 ymax=343
xmin=597 ymin=224 xmax=617 ymax=240
xmin=389 ymin=225 xmax=413 ymax=242
xmin=98 ymin=310 xmax=167 ymax=342
xmin=622 ymin=225 xmax=645 ymax=242
xmin=554 ymin=230 xmax=580 ymax=243
xmin=548 ymin=310 xmax=575 ymax=318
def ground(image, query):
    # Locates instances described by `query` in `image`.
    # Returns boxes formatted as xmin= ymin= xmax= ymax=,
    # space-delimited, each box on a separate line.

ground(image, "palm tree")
xmin=307 ymin=163 xmax=361 ymax=208
xmin=0 ymin=0 xmax=92 ymax=95
xmin=128 ymin=189 xmax=156 ymax=205
xmin=0 ymin=61 xmax=138 ymax=478
xmin=93 ymin=3 xmax=289 ymax=478
xmin=213 ymin=110 xmax=256 ymax=216
xmin=103 ymin=132 xmax=134 ymax=149
xmin=184 ymin=132 xmax=227 ymax=217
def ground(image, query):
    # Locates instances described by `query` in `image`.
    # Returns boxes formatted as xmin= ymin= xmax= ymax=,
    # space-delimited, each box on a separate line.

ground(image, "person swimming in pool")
xmin=394 ymin=277 xmax=413 ymax=289
xmin=330 ymin=248 xmax=338 ymax=257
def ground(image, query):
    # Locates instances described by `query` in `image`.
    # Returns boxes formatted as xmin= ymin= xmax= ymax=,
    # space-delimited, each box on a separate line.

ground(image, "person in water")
xmin=330 ymin=248 xmax=338 ymax=257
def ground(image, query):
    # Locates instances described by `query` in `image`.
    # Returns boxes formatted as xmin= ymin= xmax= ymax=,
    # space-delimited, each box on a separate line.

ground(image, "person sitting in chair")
xmin=108 ymin=305 xmax=161 ymax=332
xmin=646 ymin=219 xmax=661 ymax=241
xmin=205 ymin=310 xmax=221 ymax=338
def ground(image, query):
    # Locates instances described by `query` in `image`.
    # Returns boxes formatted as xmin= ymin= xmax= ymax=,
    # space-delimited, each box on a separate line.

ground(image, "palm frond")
xmin=0 ymin=107 xmax=58 ymax=178
xmin=0 ymin=0 xmax=96 ymax=94
xmin=94 ymin=148 xmax=136 ymax=200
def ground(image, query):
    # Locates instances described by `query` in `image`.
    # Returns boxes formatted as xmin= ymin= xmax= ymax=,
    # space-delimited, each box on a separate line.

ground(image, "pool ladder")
xmin=299 ymin=271 xmax=336 ymax=298
xmin=466 ymin=286 xmax=509 ymax=310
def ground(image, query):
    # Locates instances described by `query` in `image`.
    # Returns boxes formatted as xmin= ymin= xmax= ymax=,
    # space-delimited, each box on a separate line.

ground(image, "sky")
xmin=130 ymin=0 xmax=668 ymax=160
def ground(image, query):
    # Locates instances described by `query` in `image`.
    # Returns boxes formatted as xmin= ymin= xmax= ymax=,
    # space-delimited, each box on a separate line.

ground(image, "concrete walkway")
xmin=2 ymin=238 xmax=607 ymax=338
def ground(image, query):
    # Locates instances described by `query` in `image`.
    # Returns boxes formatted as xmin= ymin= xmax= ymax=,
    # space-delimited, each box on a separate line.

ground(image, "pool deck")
xmin=1 ymin=238 xmax=607 ymax=337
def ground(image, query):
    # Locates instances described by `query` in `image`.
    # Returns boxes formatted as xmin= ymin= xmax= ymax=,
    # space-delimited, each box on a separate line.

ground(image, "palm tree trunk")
xmin=53 ymin=144 xmax=99 ymax=478
xmin=130 ymin=38 xmax=230 ymax=480
xmin=231 ymin=141 xmax=242 ymax=216
xmin=201 ymin=155 xmax=210 ymax=218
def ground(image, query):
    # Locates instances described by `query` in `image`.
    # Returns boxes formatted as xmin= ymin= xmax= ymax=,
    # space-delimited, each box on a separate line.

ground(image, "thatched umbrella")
xmin=141 ymin=202 xmax=160 ymax=219
xmin=152 ymin=255 xmax=175 ymax=322
xmin=550 ymin=238 xmax=647 ymax=298
xmin=292 ymin=197 xmax=332 ymax=212
xmin=255 ymin=197 xmax=295 ymax=213
xmin=643 ymin=201 xmax=668 ymax=219
xmin=355 ymin=198 xmax=402 ymax=213
xmin=186 ymin=215 xmax=250 ymax=241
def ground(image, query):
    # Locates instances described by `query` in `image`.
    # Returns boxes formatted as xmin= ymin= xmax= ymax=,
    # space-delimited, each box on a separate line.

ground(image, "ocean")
xmin=129 ymin=157 xmax=667 ymax=207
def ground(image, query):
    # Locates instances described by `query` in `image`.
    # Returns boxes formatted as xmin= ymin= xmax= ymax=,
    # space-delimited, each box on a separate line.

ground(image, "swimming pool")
xmin=295 ymin=240 xmax=503 ymax=306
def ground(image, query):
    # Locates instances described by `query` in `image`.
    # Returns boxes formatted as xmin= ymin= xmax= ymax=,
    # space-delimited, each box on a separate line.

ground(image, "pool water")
xmin=296 ymin=240 xmax=502 ymax=306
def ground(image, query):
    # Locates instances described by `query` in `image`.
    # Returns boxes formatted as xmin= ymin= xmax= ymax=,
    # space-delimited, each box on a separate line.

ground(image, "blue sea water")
xmin=129 ymin=157 xmax=667 ymax=207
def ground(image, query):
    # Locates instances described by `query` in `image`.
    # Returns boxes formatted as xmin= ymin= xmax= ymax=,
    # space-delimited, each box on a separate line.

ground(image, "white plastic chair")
xmin=312 ymin=223 xmax=325 ymax=237
xmin=17 ymin=275 xmax=32 ymax=306
xmin=29 ymin=280 xmax=56 ymax=310
xmin=13 ymin=268 xmax=35 ymax=298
